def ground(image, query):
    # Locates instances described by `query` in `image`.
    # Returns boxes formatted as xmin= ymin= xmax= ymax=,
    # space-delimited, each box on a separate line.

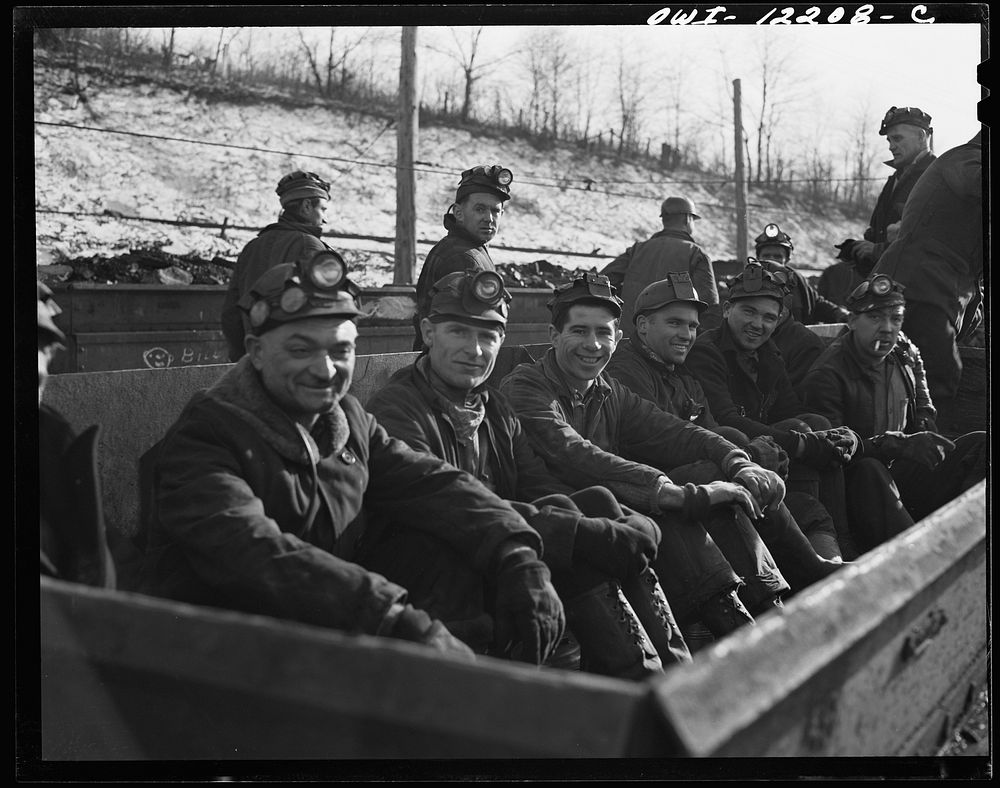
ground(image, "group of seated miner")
xmin=37 ymin=163 xmax=986 ymax=681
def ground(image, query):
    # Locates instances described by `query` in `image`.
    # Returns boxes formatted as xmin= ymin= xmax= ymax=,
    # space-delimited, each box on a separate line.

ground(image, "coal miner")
xmin=412 ymin=164 xmax=512 ymax=351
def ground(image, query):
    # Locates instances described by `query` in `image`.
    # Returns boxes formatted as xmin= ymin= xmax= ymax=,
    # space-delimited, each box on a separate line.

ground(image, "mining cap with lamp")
xmin=727 ymin=258 xmax=792 ymax=302
xmin=239 ymin=251 xmax=362 ymax=334
xmin=37 ymin=280 xmax=66 ymax=344
xmin=455 ymin=164 xmax=513 ymax=203
xmin=547 ymin=272 xmax=624 ymax=321
xmin=633 ymin=272 xmax=708 ymax=323
xmin=276 ymin=170 xmax=331 ymax=207
xmin=754 ymin=223 xmax=794 ymax=252
xmin=427 ymin=269 xmax=512 ymax=326
xmin=879 ymin=106 xmax=933 ymax=136
xmin=660 ymin=196 xmax=700 ymax=219
xmin=845 ymin=274 xmax=906 ymax=313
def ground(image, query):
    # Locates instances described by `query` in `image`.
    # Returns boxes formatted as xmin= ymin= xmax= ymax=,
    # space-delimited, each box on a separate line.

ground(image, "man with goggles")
xmin=800 ymin=274 xmax=986 ymax=553
xmin=138 ymin=256 xmax=568 ymax=666
xmin=500 ymin=272 xmax=797 ymax=653
xmin=687 ymin=259 xmax=868 ymax=558
xmin=370 ymin=269 xmax=692 ymax=679
xmin=601 ymin=194 xmax=722 ymax=339
xmin=837 ymin=105 xmax=935 ymax=274
xmin=412 ymin=164 xmax=513 ymax=351
xmin=871 ymin=131 xmax=984 ymax=418
xmin=222 ymin=169 xmax=343 ymax=362
xmin=605 ymin=273 xmax=846 ymax=591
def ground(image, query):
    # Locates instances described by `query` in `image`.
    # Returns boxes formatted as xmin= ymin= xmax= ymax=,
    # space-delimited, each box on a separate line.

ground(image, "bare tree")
xmin=423 ymin=27 xmax=511 ymax=122
xmin=160 ymin=28 xmax=176 ymax=73
xmin=614 ymin=51 xmax=646 ymax=153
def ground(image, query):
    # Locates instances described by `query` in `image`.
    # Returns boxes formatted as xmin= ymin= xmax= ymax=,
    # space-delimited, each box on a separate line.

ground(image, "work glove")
xmin=851 ymin=239 xmax=876 ymax=264
xmin=815 ymin=426 xmax=862 ymax=464
xmin=730 ymin=463 xmax=785 ymax=513
xmin=678 ymin=480 xmax=764 ymax=522
xmin=493 ymin=546 xmax=565 ymax=665
xmin=573 ymin=516 xmax=659 ymax=581
xmin=790 ymin=429 xmax=844 ymax=470
xmin=388 ymin=604 xmax=476 ymax=661
xmin=746 ymin=434 xmax=790 ymax=479
xmin=878 ymin=430 xmax=956 ymax=469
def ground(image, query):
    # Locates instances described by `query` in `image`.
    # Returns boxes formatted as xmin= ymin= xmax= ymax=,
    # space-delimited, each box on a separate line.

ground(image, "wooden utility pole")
xmin=732 ymin=78 xmax=749 ymax=264
xmin=394 ymin=26 xmax=419 ymax=284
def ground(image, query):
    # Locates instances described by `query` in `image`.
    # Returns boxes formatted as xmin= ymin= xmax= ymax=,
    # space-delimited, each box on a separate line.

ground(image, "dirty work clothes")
xmin=412 ymin=213 xmax=497 ymax=350
xmin=873 ymin=134 xmax=983 ymax=402
xmin=770 ymin=315 xmax=828 ymax=388
xmin=221 ymin=216 xmax=332 ymax=361
xmin=137 ymin=357 xmax=541 ymax=643
xmin=817 ymin=260 xmax=865 ymax=309
xmin=499 ymin=349 xmax=789 ymax=620
xmin=864 ymin=150 xmax=936 ymax=256
xmin=601 ymin=228 xmax=720 ymax=335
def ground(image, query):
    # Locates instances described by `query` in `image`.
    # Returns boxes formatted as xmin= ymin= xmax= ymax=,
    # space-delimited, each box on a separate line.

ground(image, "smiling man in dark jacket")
xmin=140 ymin=253 xmax=565 ymax=665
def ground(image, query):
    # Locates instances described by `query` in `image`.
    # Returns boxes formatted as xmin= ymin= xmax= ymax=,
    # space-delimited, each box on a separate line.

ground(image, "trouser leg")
xmin=753 ymin=496 xmax=844 ymax=593
xmin=620 ymin=567 xmax=692 ymax=666
xmin=902 ymin=302 xmax=962 ymax=403
xmin=891 ymin=431 xmax=988 ymax=521
xmin=844 ymin=458 xmax=915 ymax=554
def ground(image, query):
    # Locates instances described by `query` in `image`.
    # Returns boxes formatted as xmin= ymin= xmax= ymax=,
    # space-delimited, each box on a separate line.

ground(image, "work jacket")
xmin=221 ymin=216 xmax=332 ymax=361
xmin=499 ymin=349 xmax=747 ymax=514
xmin=799 ymin=329 xmax=938 ymax=462
xmin=601 ymin=228 xmax=721 ymax=334
xmin=864 ymin=151 xmax=937 ymax=253
xmin=686 ymin=322 xmax=804 ymax=453
xmin=137 ymin=358 xmax=539 ymax=635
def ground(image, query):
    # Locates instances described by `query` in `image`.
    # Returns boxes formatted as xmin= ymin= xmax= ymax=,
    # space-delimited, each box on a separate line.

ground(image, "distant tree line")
xmin=35 ymin=26 xmax=880 ymax=218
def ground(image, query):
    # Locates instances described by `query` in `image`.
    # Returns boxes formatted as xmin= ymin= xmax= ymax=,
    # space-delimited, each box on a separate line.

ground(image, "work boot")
xmin=680 ymin=620 xmax=716 ymax=654
xmin=564 ymin=581 xmax=664 ymax=681
xmin=621 ymin=568 xmax=692 ymax=666
xmin=697 ymin=588 xmax=755 ymax=640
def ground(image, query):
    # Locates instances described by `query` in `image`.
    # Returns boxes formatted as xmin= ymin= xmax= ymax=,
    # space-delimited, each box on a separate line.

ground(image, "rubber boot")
xmin=564 ymin=581 xmax=664 ymax=681
xmin=621 ymin=568 xmax=692 ymax=666
xmin=697 ymin=587 xmax=755 ymax=640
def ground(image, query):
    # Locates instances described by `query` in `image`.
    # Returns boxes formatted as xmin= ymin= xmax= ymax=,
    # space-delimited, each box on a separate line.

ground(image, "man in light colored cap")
xmin=139 ymin=255 xmax=566 ymax=665
xmin=838 ymin=106 xmax=935 ymax=273
xmin=801 ymin=274 xmax=986 ymax=552
xmin=500 ymin=272 xmax=797 ymax=653
xmin=222 ymin=170 xmax=344 ymax=362
xmin=601 ymin=195 xmax=720 ymax=337
xmin=605 ymin=274 xmax=847 ymax=592
xmin=412 ymin=164 xmax=513 ymax=350
xmin=370 ymin=269 xmax=693 ymax=678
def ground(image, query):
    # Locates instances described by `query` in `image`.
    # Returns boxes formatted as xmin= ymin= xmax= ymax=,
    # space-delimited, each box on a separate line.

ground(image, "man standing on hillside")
xmin=412 ymin=165 xmax=513 ymax=351
xmin=601 ymin=196 xmax=721 ymax=336
xmin=221 ymin=170 xmax=341 ymax=362
xmin=837 ymin=106 xmax=936 ymax=273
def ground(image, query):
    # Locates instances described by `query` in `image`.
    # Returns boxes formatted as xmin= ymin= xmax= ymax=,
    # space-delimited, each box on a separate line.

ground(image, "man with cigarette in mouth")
xmin=799 ymin=274 xmax=986 ymax=552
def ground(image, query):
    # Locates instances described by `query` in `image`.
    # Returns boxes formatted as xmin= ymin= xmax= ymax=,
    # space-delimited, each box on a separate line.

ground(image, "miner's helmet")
xmin=547 ymin=272 xmax=623 ymax=323
xmin=239 ymin=250 xmax=362 ymax=334
xmin=660 ymin=196 xmax=700 ymax=219
xmin=845 ymin=274 xmax=907 ymax=313
xmin=632 ymin=273 xmax=708 ymax=324
xmin=37 ymin=281 xmax=66 ymax=344
xmin=754 ymin=222 xmax=794 ymax=253
xmin=879 ymin=106 xmax=933 ymax=136
xmin=455 ymin=164 xmax=513 ymax=203
xmin=275 ymin=170 xmax=331 ymax=207
xmin=427 ymin=269 xmax=511 ymax=327
xmin=727 ymin=258 xmax=792 ymax=303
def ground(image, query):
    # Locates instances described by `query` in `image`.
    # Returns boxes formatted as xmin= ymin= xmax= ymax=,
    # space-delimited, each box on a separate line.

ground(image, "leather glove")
xmin=851 ymin=239 xmax=876 ymax=264
xmin=878 ymin=430 xmax=956 ymax=469
xmin=815 ymin=426 xmax=862 ymax=463
xmin=790 ymin=429 xmax=843 ymax=470
xmin=730 ymin=463 xmax=785 ymax=513
xmin=573 ymin=516 xmax=659 ymax=581
xmin=493 ymin=546 xmax=565 ymax=665
xmin=746 ymin=435 xmax=790 ymax=479
xmin=388 ymin=604 xmax=476 ymax=661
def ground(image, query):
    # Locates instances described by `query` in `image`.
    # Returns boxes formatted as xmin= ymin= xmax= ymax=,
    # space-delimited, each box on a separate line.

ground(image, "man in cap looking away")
xmin=222 ymin=170 xmax=340 ymax=361
xmin=369 ymin=269 xmax=691 ymax=678
xmin=838 ymin=106 xmax=936 ymax=273
xmin=605 ymin=275 xmax=845 ymax=590
xmin=500 ymin=273 xmax=795 ymax=652
xmin=800 ymin=274 xmax=986 ymax=552
xmin=601 ymin=196 xmax=721 ymax=337
xmin=412 ymin=165 xmax=513 ymax=351
xmin=139 ymin=252 xmax=565 ymax=665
